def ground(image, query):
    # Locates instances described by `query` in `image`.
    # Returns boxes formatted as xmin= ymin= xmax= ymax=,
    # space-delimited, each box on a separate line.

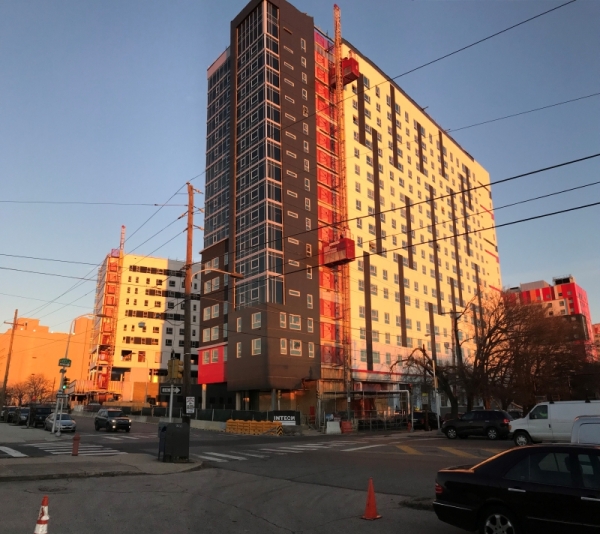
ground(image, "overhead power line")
xmin=448 ymin=91 xmax=600 ymax=132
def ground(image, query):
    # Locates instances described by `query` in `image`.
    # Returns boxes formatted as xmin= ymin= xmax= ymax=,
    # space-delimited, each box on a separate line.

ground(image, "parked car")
xmin=442 ymin=410 xmax=512 ymax=440
xmin=508 ymin=410 xmax=523 ymax=420
xmin=434 ymin=444 xmax=600 ymax=533
xmin=94 ymin=409 xmax=131 ymax=432
xmin=511 ymin=400 xmax=600 ymax=446
xmin=0 ymin=406 xmax=17 ymax=423
xmin=44 ymin=413 xmax=77 ymax=432
xmin=412 ymin=411 xmax=442 ymax=430
xmin=29 ymin=405 xmax=54 ymax=428
xmin=571 ymin=416 xmax=600 ymax=445
xmin=12 ymin=407 xmax=30 ymax=426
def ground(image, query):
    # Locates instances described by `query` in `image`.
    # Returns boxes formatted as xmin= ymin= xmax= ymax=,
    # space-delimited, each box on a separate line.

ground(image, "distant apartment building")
xmin=593 ymin=324 xmax=600 ymax=356
xmin=87 ymin=246 xmax=201 ymax=401
xmin=508 ymin=275 xmax=596 ymax=358
xmin=198 ymin=0 xmax=502 ymax=414
xmin=0 ymin=317 xmax=92 ymax=391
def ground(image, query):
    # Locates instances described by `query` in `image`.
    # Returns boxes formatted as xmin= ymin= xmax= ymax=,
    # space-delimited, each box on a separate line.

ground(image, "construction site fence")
xmin=225 ymin=420 xmax=283 ymax=436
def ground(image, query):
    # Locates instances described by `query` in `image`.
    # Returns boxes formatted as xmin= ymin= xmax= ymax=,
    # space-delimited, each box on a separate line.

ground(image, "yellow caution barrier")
xmin=225 ymin=419 xmax=283 ymax=436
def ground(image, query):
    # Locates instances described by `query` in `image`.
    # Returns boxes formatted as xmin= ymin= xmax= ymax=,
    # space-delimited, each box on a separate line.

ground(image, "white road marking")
xmin=0 ymin=446 xmax=28 ymax=458
xmin=268 ymin=447 xmax=305 ymax=453
xmin=236 ymin=452 xmax=269 ymax=458
xmin=259 ymin=448 xmax=294 ymax=454
xmin=202 ymin=452 xmax=248 ymax=460
xmin=103 ymin=437 xmax=123 ymax=441
xmin=341 ymin=444 xmax=388 ymax=452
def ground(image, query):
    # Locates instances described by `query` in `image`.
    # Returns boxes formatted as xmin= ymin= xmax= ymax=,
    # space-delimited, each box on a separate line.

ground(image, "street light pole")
xmin=0 ymin=310 xmax=22 ymax=410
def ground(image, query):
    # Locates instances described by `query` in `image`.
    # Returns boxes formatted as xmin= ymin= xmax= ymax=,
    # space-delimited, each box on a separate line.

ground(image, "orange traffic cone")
xmin=361 ymin=478 xmax=381 ymax=520
xmin=34 ymin=496 xmax=49 ymax=534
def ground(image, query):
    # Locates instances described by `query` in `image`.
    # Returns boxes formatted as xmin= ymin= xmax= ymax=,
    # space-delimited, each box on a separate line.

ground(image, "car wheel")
xmin=479 ymin=506 xmax=518 ymax=534
xmin=513 ymin=431 xmax=531 ymax=447
xmin=486 ymin=427 xmax=499 ymax=440
xmin=125 ymin=428 xmax=130 ymax=433
xmin=94 ymin=422 xmax=100 ymax=431
xmin=445 ymin=427 xmax=457 ymax=439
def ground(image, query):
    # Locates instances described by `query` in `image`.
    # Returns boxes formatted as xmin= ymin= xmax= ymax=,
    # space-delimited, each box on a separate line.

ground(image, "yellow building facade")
xmin=341 ymin=42 xmax=501 ymax=389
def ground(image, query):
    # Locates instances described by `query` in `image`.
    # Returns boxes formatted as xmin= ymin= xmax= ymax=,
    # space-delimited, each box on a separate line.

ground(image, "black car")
xmin=434 ymin=444 xmax=600 ymax=533
xmin=29 ymin=405 xmax=53 ymax=428
xmin=442 ymin=410 xmax=512 ymax=440
xmin=412 ymin=411 xmax=442 ymax=430
xmin=1 ymin=406 xmax=17 ymax=423
xmin=94 ymin=408 xmax=131 ymax=432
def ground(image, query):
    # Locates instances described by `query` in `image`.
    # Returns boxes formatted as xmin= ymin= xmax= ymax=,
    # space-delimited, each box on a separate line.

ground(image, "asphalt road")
xmin=2 ymin=415 xmax=513 ymax=499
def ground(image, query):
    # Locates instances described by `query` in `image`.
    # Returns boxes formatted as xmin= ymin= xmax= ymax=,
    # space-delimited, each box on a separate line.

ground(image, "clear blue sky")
xmin=0 ymin=0 xmax=599 ymax=334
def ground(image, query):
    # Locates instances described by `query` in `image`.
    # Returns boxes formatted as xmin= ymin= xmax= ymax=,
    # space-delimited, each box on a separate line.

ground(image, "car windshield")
xmin=58 ymin=415 xmax=73 ymax=420
xmin=107 ymin=411 xmax=124 ymax=417
xmin=20 ymin=408 xmax=30 ymax=413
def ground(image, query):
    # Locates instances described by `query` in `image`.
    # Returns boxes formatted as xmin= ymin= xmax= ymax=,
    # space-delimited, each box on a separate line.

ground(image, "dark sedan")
xmin=434 ymin=444 xmax=600 ymax=533
xmin=94 ymin=409 xmax=131 ymax=432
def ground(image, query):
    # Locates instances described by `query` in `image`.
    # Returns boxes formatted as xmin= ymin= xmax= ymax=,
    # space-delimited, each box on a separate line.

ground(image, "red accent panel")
xmin=318 ymin=226 xmax=334 ymax=243
xmin=317 ymin=167 xmax=334 ymax=187
xmin=198 ymin=345 xmax=227 ymax=384
xmin=318 ymin=185 xmax=333 ymax=205
xmin=319 ymin=269 xmax=335 ymax=290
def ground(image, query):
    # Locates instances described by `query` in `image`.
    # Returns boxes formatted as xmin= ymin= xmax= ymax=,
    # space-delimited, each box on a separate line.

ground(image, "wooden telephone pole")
xmin=0 ymin=310 xmax=21 ymax=408
xmin=183 ymin=183 xmax=194 ymax=398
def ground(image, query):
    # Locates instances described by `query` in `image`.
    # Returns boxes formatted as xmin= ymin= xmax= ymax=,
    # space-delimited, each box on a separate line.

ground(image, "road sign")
xmin=56 ymin=393 xmax=69 ymax=399
xmin=58 ymin=358 xmax=71 ymax=368
xmin=185 ymin=397 xmax=195 ymax=414
xmin=160 ymin=385 xmax=181 ymax=395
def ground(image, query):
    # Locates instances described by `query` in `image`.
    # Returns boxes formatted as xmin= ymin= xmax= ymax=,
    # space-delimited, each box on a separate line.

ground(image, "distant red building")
xmin=508 ymin=275 xmax=596 ymax=359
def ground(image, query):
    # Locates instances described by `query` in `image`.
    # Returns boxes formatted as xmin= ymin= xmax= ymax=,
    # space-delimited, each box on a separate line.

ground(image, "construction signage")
xmin=270 ymin=411 xmax=300 ymax=426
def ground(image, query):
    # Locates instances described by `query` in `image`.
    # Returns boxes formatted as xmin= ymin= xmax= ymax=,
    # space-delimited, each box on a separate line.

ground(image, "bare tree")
xmin=7 ymin=382 xmax=28 ymax=406
xmin=24 ymin=374 xmax=53 ymax=404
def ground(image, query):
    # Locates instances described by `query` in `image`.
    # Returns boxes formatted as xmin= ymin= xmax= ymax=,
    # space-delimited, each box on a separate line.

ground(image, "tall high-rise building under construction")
xmin=199 ymin=0 xmax=502 ymax=416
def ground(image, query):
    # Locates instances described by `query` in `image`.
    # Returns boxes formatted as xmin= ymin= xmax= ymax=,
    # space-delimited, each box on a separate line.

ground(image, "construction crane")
xmin=332 ymin=4 xmax=358 ymax=419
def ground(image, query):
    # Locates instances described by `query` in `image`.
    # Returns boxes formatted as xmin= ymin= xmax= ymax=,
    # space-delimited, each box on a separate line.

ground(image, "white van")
xmin=571 ymin=415 xmax=600 ymax=445
xmin=510 ymin=400 xmax=600 ymax=446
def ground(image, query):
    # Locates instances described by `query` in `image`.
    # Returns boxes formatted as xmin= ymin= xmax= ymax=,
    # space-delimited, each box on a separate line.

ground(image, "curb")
xmin=0 ymin=461 xmax=205 ymax=483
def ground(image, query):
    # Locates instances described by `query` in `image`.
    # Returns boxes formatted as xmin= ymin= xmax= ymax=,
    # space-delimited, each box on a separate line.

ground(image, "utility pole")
xmin=0 ymin=310 xmax=21 ymax=409
xmin=183 ymin=183 xmax=194 ymax=398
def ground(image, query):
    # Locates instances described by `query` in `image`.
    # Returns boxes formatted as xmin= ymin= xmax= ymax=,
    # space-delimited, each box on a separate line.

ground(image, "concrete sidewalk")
xmin=0 ymin=421 xmax=62 ymax=444
xmin=0 ymin=453 xmax=202 ymax=482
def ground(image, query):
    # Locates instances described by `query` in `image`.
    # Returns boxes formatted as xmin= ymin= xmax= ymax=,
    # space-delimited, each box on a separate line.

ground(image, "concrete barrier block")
xmin=326 ymin=421 xmax=342 ymax=434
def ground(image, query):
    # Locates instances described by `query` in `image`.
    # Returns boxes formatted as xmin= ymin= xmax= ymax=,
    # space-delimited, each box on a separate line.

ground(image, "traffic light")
xmin=167 ymin=359 xmax=184 ymax=380
xmin=62 ymin=377 xmax=70 ymax=390
xmin=175 ymin=360 xmax=184 ymax=380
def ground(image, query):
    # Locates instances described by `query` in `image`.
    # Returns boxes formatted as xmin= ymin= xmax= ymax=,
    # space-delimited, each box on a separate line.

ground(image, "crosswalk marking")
xmin=260 ymin=448 xmax=301 ymax=454
xmin=438 ymin=447 xmax=478 ymax=458
xmin=236 ymin=452 xmax=268 ymax=458
xmin=202 ymin=452 xmax=248 ymax=460
xmin=395 ymin=445 xmax=423 ymax=455
xmin=23 ymin=443 xmax=125 ymax=457
xmin=342 ymin=444 xmax=387 ymax=452
xmin=0 ymin=446 xmax=28 ymax=458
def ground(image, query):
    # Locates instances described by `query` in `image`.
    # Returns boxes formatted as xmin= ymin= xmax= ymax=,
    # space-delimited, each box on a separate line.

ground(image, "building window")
xmin=252 ymin=312 xmax=261 ymax=329
xmin=211 ymin=349 xmax=219 ymax=363
xmin=307 ymin=294 xmax=313 ymax=309
xmin=305 ymin=198 xmax=311 ymax=211
xmin=307 ymin=266 xmax=313 ymax=279
xmin=307 ymin=318 xmax=314 ymax=333
xmin=359 ymin=306 xmax=365 ymax=318
xmin=165 ymin=339 xmax=173 ymax=346
xmin=237 ymin=317 xmax=242 ymax=332
xmin=211 ymin=326 xmax=219 ymax=340
xmin=303 ymin=140 xmax=309 ymax=152
xmin=360 ymin=328 xmax=366 ymax=340
xmin=280 ymin=338 xmax=287 ymax=354
xmin=202 ymin=329 xmax=210 ymax=342
xmin=236 ymin=342 xmax=242 ymax=358
xmin=280 ymin=312 xmax=287 ymax=328
xmin=289 ymin=315 xmax=301 ymax=330
xmin=166 ymin=327 xmax=173 ymax=335
xmin=252 ymin=338 xmax=261 ymax=355
xmin=290 ymin=340 xmax=302 ymax=356
xmin=308 ymin=342 xmax=315 ymax=358
xmin=202 ymin=351 xmax=209 ymax=364
xmin=300 ymin=37 xmax=306 ymax=51
xmin=360 ymin=350 xmax=367 ymax=362
xmin=211 ymin=304 xmax=219 ymax=318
